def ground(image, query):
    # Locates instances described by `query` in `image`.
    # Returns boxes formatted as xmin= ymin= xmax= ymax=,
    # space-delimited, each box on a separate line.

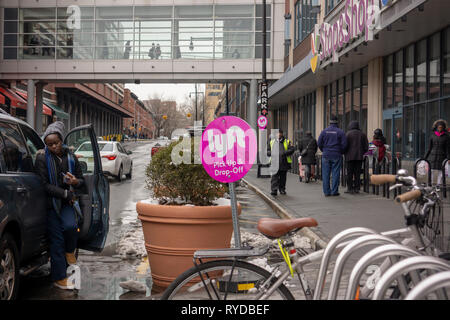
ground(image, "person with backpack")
xmin=424 ymin=119 xmax=450 ymax=185
xmin=267 ymin=129 xmax=295 ymax=196
xmin=298 ymin=131 xmax=318 ymax=183
xmin=35 ymin=121 xmax=85 ymax=290
xmin=344 ymin=121 xmax=368 ymax=194
xmin=318 ymin=116 xmax=347 ymax=196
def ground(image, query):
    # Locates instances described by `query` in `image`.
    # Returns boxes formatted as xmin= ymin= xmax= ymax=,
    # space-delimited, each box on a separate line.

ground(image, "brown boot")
xmin=54 ymin=278 xmax=75 ymax=290
xmin=65 ymin=252 xmax=77 ymax=265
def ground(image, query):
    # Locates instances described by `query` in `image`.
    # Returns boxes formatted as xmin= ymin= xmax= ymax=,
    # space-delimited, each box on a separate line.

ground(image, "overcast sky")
xmin=125 ymin=83 xmax=205 ymax=105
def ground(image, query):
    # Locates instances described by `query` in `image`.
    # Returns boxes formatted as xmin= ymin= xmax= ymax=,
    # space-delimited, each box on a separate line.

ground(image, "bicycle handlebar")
xmin=395 ymin=189 xmax=422 ymax=203
xmin=370 ymin=174 xmax=396 ymax=185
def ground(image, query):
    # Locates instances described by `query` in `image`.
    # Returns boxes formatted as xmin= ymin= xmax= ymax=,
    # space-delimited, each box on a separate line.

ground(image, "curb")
xmin=242 ymin=178 xmax=329 ymax=250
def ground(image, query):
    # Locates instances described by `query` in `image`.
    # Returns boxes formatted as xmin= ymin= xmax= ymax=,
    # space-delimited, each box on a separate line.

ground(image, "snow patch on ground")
xmin=116 ymin=220 xmax=147 ymax=260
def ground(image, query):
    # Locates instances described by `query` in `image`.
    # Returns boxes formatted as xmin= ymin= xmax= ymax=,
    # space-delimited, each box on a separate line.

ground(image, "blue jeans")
xmin=322 ymin=157 xmax=342 ymax=195
xmin=47 ymin=204 xmax=79 ymax=281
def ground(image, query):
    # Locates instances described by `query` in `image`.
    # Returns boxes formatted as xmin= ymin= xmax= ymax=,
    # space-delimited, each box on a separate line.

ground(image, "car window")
xmin=77 ymin=142 xmax=93 ymax=152
xmin=0 ymin=135 xmax=7 ymax=172
xmin=20 ymin=124 xmax=45 ymax=165
xmin=117 ymin=143 xmax=125 ymax=154
xmin=98 ymin=142 xmax=113 ymax=152
xmin=0 ymin=122 xmax=33 ymax=172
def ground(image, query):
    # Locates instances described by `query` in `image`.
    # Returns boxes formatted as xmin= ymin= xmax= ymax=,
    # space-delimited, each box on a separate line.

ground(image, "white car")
xmin=75 ymin=141 xmax=133 ymax=182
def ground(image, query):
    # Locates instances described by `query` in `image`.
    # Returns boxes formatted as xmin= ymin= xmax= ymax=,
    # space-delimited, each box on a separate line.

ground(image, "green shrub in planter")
xmin=146 ymin=139 xmax=228 ymax=206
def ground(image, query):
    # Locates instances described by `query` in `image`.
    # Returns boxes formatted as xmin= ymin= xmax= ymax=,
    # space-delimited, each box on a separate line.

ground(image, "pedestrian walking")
xmin=298 ymin=131 xmax=318 ymax=183
xmin=35 ymin=121 xmax=85 ymax=290
xmin=318 ymin=116 xmax=347 ymax=196
xmin=372 ymin=128 xmax=387 ymax=164
xmin=424 ymin=119 xmax=450 ymax=185
xmin=267 ymin=129 xmax=294 ymax=196
xmin=344 ymin=121 xmax=368 ymax=194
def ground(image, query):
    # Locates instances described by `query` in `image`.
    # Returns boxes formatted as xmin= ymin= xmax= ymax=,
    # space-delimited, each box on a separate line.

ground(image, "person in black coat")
xmin=424 ymin=119 xmax=450 ymax=185
xmin=35 ymin=121 xmax=85 ymax=290
xmin=298 ymin=131 xmax=318 ymax=182
xmin=344 ymin=121 xmax=369 ymax=194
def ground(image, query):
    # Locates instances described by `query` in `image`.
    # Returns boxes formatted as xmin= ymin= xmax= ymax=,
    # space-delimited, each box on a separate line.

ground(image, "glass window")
xmin=20 ymin=8 xmax=56 ymax=20
xmin=134 ymin=6 xmax=172 ymax=19
xmin=216 ymin=5 xmax=253 ymax=18
xmin=4 ymin=8 xmax=18 ymax=21
xmin=416 ymin=103 xmax=426 ymax=159
xmin=394 ymin=50 xmax=403 ymax=106
xmin=98 ymin=143 xmax=113 ymax=152
xmin=429 ymin=33 xmax=441 ymax=100
xmin=345 ymin=74 xmax=352 ymax=128
xmin=384 ymin=55 xmax=393 ymax=109
xmin=353 ymin=69 xmax=361 ymax=123
xmin=19 ymin=124 xmax=45 ymax=165
xmin=295 ymin=0 xmax=319 ymax=45
xmin=57 ymin=7 xmax=94 ymax=20
xmin=444 ymin=28 xmax=450 ymax=97
xmin=175 ymin=6 xmax=213 ymax=19
xmin=361 ymin=67 xmax=368 ymax=134
xmin=416 ymin=39 xmax=427 ymax=102
xmin=0 ymin=122 xmax=33 ymax=172
xmin=96 ymin=7 xmax=133 ymax=19
xmin=337 ymin=78 xmax=344 ymax=130
xmin=256 ymin=4 xmax=271 ymax=17
xmin=443 ymin=98 xmax=450 ymax=121
xmin=404 ymin=106 xmax=414 ymax=159
xmin=405 ymin=45 xmax=414 ymax=105
xmin=4 ymin=21 xmax=18 ymax=34
xmin=428 ymin=101 xmax=440 ymax=136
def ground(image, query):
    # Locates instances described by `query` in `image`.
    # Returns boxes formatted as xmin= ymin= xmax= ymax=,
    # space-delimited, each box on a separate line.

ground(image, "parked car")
xmin=0 ymin=114 xmax=110 ymax=300
xmin=75 ymin=141 xmax=132 ymax=182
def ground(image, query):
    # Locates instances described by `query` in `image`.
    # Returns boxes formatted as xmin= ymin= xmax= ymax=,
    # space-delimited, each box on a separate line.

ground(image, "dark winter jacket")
xmin=267 ymin=137 xmax=295 ymax=171
xmin=35 ymin=146 xmax=84 ymax=212
xmin=298 ymin=134 xmax=318 ymax=165
xmin=318 ymin=124 xmax=347 ymax=159
xmin=344 ymin=121 xmax=369 ymax=162
xmin=424 ymin=131 xmax=450 ymax=170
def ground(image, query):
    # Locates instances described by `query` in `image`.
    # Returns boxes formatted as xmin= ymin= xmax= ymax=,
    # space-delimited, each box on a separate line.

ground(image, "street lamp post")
xmin=189 ymin=85 xmax=205 ymax=123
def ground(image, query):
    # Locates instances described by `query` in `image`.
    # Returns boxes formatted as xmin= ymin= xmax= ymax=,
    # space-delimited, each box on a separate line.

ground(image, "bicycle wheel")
xmin=161 ymin=259 xmax=294 ymax=300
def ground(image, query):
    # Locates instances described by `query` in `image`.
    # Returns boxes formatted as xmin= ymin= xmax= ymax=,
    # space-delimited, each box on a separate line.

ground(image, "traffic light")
xmin=187 ymin=113 xmax=191 ymax=118
xmin=163 ymin=115 xmax=167 ymax=120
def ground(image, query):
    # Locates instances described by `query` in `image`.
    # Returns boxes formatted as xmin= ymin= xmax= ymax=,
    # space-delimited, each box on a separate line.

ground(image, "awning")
xmin=44 ymin=100 xmax=69 ymax=120
xmin=15 ymin=91 xmax=52 ymax=116
xmin=0 ymin=87 xmax=27 ymax=109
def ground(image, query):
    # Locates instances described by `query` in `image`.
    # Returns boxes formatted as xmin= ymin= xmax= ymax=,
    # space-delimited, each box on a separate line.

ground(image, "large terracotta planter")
xmin=136 ymin=201 xmax=241 ymax=290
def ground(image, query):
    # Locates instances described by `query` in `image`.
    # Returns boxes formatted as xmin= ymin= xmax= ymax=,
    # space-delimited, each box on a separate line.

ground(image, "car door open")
xmin=64 ymin=124 xmax=110 ymax=252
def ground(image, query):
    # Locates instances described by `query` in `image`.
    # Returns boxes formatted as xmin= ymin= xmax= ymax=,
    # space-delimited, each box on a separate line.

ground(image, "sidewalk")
xmin=243 ymin=167 xmax=406 ymax=246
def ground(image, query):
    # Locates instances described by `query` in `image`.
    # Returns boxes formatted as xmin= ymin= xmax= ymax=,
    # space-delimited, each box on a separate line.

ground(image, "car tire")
xmin=116 ymin=165 xmax=123 ymax=182
xmin=126 ymin=163 xmax=132 ymax=179
xmin=0 ymin=233 xmax=20 ymax=300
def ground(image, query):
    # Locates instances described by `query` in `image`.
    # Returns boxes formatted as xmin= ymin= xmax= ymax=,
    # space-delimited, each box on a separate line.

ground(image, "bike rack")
xmin=327 ymin=234 xmax=398 ymax=300
xmin=313 ymin=227 xmax=379 ymax=300
xmin=441 ymin=159 xmax=448 ymax=198
xmin=405 ymin=271 xmax=450 ymax=300
xmin=344 ymin=244 xmax=420 ymax=300
xmin=372 ymin=255 xmax=450 ymax=300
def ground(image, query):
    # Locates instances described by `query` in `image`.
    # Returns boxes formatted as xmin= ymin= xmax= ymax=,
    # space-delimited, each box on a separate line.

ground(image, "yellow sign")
xmin=163 ymin=115 xmax=167 ymax=120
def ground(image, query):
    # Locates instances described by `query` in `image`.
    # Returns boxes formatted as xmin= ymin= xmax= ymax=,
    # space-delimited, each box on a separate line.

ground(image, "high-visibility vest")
xmin=270 ymin=139 xmax=292 ymax=163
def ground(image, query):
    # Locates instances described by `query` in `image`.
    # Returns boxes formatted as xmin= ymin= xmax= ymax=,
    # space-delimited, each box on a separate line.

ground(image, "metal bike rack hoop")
xmin=313 ymin=227 xmax=378 ymax=300
xmin=373 ymin=256 xmax=450 ymax=300
xmin=327 ymin=234 xmax=398 ymax=300
xmin=405 ymin=271 xmax=450 ymax=300
xmin=345 ymin=244 xmax=420 ymax=300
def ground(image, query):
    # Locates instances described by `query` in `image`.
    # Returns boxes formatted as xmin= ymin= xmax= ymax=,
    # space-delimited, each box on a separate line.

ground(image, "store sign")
xmin=260 ymin=82 xmax=268 ymax=116
xmin=201 ymin=116 xmax=257 ymax=183
xmin=311 ymin=0 xmax=390 ymax=70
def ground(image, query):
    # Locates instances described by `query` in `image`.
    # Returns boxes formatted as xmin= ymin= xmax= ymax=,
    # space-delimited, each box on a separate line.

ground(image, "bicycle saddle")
xmin=257 ymin=217 xmax=318 ymax=239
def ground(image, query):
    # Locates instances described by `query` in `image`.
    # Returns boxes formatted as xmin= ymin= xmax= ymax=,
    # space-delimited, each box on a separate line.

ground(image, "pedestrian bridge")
xmin=0 ymin=1 xmax=284 ymax=82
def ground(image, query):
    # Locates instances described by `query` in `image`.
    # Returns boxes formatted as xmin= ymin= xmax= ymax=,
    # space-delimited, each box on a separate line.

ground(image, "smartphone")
xmin=61 ymin=172 xmax=70 ymax=184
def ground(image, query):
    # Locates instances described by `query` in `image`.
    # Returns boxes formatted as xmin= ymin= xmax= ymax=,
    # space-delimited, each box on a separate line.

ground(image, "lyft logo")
xmin=207 ymin=126 xmax=246 ymax=158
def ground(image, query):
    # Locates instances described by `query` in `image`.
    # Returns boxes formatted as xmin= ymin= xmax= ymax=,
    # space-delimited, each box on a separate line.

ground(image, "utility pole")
xmin=195 ymin=83 xmax=198 ymax=122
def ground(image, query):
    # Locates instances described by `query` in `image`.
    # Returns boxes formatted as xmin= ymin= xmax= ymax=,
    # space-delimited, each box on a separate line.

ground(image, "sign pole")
xmin=229 ymin=181 xmax=241 ymax=248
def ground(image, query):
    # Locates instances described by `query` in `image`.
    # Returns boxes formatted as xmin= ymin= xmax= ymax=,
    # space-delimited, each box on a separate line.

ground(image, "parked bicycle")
xmin=161 ymin=169 xmax=449 ymax=300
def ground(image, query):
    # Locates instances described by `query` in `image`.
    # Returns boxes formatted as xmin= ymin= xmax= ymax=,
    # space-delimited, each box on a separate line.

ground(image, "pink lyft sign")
xmin=201 ymin=116 xmax=257 ymax=183
xmin=257 ymin=115 xmax=268 ymax=129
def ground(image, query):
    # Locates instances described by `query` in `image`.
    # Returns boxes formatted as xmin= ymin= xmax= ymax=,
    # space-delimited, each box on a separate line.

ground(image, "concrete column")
xmin=35 ymin=82 xmax=44 ymax=135
xmin=248 ymin=79 xmax=258 ymax=131
xmin=368 ymin=57 xmax=383 ymax=137
xmin=26 ymin=80 xmax=35 ymax=128
xmin=315 ymin=86 xmax=325 ymax=139
xmin=288 ymin=101 xmax=294 ymax=141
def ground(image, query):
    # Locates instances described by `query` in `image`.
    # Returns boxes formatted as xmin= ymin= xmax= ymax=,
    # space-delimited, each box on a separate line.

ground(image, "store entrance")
xmin=383 ymin=107 xmax=403 ymax=157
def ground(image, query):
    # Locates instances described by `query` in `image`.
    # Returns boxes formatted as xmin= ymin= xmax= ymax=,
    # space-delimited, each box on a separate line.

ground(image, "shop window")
xmin=444 ymin=27 xmax=450 ymax=97
xmin=394 ymin=50 xmax=403 ymax=106
xmin=361 ymin=67 xmax=368 ymax=134
xmin=337 ymin=78 xmax=344 ymax=130
xmin=443 ymin=98 xmax=450 ymax=121
xmin=405 ymin=45 xmax=414 ymax=105
xmin=404 ymin=106 xmax=414 ymax=159
xmin=384 ymin=55 xmax=393 ymax=109
xmin=345 ymin=75 xmax=352 ymax=129
xmin=429 ymin=33 xmax=441 ymax=100
xmin=353 ymin=69 xmax=361 ymax=124
xmin=416 ymin=39 xmax=427 ymax=102
xmin=416 ymin=103 xmax=427 ymax=159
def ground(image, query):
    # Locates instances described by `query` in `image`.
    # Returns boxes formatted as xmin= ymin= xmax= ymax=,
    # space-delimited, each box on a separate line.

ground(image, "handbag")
xmin=300 ymin=140 xmax=312 ymax=157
